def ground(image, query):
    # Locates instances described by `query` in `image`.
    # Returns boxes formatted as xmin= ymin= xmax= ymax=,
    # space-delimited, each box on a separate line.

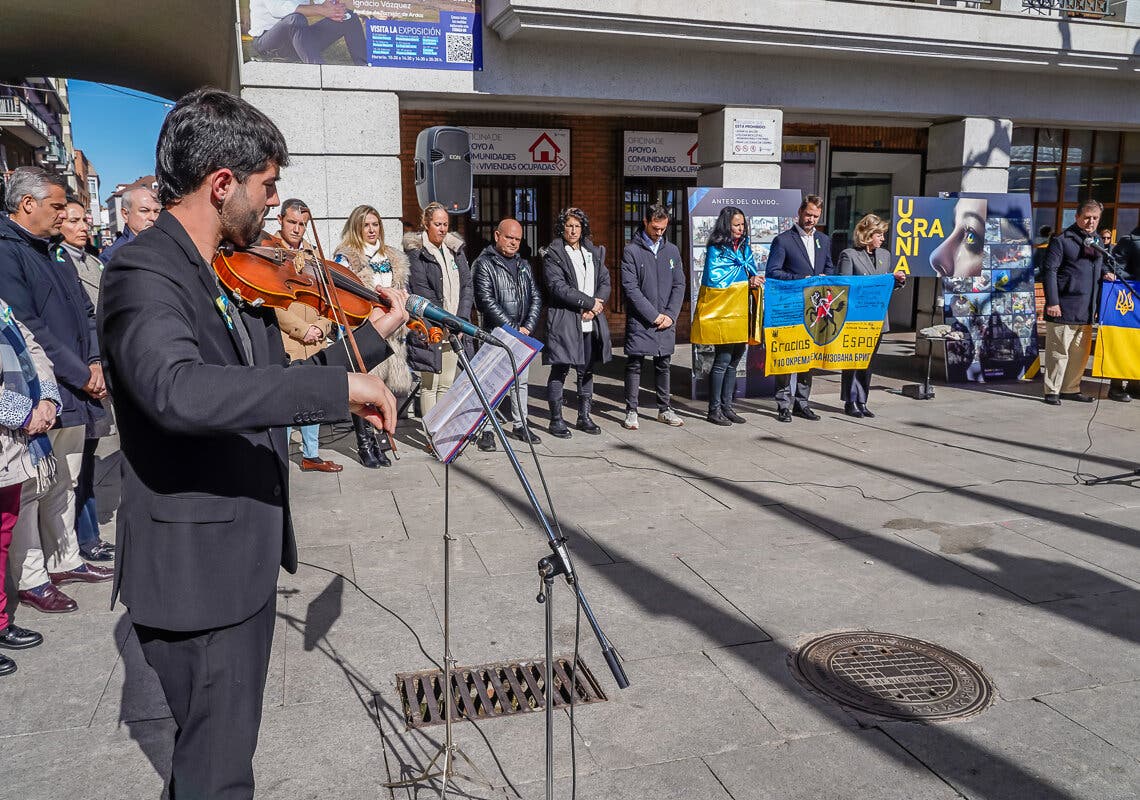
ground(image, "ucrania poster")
xmin=945 ymin=193 xmax=1037 ymax=382
xmin=763 ymin=274 xmax=895 ymax=375
xmin=891 ymin=196 xmax=988 ymax=278
xmin=688 ymin=187 xmax=803 ymax=398
xmin=241 ymin=0 xmax=483 ymax=71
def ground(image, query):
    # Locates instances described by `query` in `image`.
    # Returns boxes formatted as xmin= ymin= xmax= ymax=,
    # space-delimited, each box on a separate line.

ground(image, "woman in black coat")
xmin=403 ymin=202 xmax=474 ymax=418
xmin=542 ymin=207 xmax=612 ymax=438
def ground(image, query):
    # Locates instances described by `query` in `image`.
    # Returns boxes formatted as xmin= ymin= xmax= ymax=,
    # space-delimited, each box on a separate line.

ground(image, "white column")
xmin=241 ymin=87 xmax=404 ymax=252
xmin=925 ymin=117 xmax=1012 ymax=195
xmin=697 ymin=107 xmax=783 ymax=189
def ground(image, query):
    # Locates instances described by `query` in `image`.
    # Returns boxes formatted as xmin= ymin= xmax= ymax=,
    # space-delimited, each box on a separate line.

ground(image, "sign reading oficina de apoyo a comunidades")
xmin=462 ymin=127 xmax=571 ymax=176
xmin=623 ymin=132 xmax=699 ymax=178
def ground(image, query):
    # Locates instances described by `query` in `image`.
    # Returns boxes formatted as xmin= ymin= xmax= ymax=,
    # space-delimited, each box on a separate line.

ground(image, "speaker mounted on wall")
xmin=414 ymin=126 xmax=473 ymax=214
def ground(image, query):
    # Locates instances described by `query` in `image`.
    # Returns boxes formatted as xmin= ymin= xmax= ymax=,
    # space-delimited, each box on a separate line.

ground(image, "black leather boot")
xmin=548 ymin=399 xmax=572 ymax=439
xmin=353 ymin=416 xmax=386 ymax=468
xmin=576 ymin=397 xmax=601 ymax=435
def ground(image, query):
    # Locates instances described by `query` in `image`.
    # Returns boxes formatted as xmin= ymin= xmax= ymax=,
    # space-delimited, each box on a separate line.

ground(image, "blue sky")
xmin=67 ymin=81 xmax=173 ymax=204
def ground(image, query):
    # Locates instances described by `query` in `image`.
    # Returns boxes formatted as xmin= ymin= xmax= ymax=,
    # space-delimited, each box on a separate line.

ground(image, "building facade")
xmin=0 ymin=78 xmax=74 ymax=182
xmin=236 ymin=0 xmax=1139 ymax=339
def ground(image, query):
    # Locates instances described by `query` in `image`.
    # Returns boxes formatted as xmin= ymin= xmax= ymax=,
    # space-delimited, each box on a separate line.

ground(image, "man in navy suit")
xmin=766 ymin=195 xmax=834 ymax=422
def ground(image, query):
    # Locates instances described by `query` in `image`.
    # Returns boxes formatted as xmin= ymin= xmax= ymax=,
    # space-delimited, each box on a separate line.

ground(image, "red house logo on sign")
xmin=529 ymin=132 xmax=560 ymax=164
xmin=687 ymin=141 xmax=699 ymax=166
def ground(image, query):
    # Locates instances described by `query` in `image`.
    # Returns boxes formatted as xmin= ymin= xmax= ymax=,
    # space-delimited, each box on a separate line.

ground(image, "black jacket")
xmin=472 ymin=244 xmax=542 ymax=332
xmin=0 ymin=216 xmax=104 ymax=429
xmin=98 ymin=212 xmax=390 ymax=631
xmin=1111 ymin=227 xmax=1140 ymax=282
xmin=541 ymin=238 xmax=612 ymax=366
xmin=766 ymin=227 xmax=835 ymax=280
xmin=621 ymin=233 xmax=685 ymax=357
xmin=404 ymin=233 xmax=474 ymax=373
xmin=1042 ymin=224 xmax=1108 ymax=324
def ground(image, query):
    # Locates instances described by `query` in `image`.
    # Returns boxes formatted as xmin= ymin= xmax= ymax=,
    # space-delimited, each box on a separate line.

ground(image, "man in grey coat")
xmin=620 ymin=204 xmax=686 ymax=430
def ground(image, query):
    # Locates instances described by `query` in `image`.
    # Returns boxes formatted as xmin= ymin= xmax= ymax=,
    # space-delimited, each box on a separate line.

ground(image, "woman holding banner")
xmin=690 ymin=206 xmax=762 ymax=426
xmin=837 ymin=214 xmax=906 ymax=418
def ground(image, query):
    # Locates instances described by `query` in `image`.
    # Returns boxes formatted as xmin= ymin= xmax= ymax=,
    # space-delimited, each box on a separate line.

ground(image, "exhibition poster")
xmin=687 ymin=187 xmax=802 ymax=398
xmin=241 ymin=0 xmax=482 ymax=71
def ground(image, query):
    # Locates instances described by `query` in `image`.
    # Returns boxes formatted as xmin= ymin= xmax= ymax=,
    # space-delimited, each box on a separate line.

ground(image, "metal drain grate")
xmin=791 ymin=631 xmax=994 ymax=722
xmin=396 ymin=656 xmax=607 ymax=729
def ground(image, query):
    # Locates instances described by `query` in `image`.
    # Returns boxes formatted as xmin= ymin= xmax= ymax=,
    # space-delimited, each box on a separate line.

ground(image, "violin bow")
xmin=305 ymin=220 xmax=398 ymax=456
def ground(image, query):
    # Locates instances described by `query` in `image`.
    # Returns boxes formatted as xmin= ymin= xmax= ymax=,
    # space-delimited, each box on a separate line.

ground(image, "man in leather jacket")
xmin=472 ymin=218 xmax=542 ymax=450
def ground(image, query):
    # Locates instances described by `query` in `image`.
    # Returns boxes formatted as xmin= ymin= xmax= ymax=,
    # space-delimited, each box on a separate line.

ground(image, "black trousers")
xmin=625 ymin=355 xmax=671 ymax=412
xmin=253 ymin=13 xmax=367 ymax=65
xmin=134 ymin=594 xmax=277 ymax=800
xmin=774 ymin=371 xmax=813 ymax=413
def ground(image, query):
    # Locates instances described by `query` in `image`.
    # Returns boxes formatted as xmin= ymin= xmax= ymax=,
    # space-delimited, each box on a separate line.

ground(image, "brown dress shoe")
xmin=300 ymin=457 xmax=343 ymax=473
xmin=18 ymin=583 xmax=78 ymax=613
xmin=49 ymin=563 xmax=114 ymax=585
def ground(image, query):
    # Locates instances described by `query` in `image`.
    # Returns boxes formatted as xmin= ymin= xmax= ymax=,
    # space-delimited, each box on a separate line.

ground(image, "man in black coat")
xmin=472 ymin=218 xmax=542 ymax=450
xmin=0 ymin=167 xmax=113 ymax=617
xmin=1041 ymin=199 xmax=1114 ymax=405
xmin=1108 ymin=224 xmax=1140 ymax=401
xmin=620 ymin=204 xmax=686 ymax=430
xmin=765 ymin=195 xmax=835 ymax=422
xmin=98 ymin=88 xmax=407 ymax=800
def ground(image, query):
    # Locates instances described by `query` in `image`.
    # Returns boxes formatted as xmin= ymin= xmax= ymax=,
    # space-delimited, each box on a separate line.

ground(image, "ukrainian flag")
xmin=1093 ymin=279 xmax=1140 ymax=379
xmin=690 ymin=242 xmax=757 ymax=345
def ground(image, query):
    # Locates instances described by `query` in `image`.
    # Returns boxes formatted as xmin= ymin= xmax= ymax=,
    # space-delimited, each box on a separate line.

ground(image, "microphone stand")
xmin=446 ymin=331 xmax=630 ymax=800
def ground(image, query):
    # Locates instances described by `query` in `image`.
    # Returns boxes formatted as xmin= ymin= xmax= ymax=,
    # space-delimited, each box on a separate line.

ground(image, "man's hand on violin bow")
xmin=367 ymin=287 xmax=410 ymax=339
xmin=347 ymin=373 xmax=398 ymax=436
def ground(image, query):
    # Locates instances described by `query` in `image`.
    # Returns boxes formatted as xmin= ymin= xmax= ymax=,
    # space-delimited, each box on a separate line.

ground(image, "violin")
xmin=210 ymin=241 xmax=442 ymax=342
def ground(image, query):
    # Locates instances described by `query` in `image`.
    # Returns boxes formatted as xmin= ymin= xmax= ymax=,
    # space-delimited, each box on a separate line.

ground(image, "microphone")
xmin=405 ymin=294 xmax=502 ymax=346
xmin=1083 ymin=237 xmax=1116 ymax=262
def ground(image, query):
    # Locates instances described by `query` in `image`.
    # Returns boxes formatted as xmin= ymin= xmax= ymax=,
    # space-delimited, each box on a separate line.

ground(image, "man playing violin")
xmin=98 ymin=88 xmax=408 ymax=800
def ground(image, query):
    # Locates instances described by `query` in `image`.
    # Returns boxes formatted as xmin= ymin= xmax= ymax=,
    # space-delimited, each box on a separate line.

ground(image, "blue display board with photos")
xmin=687 ymin=187 xmax=803 ymax=399
xmin=943 ymin=193 xmax=1038 ymax=383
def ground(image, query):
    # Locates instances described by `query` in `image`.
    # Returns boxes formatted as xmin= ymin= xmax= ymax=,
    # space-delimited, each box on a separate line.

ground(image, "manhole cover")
xmin=396 ymin=655 xmax=606 ymax=729
xmin=791 ymin=631 xmax=993 ymax=721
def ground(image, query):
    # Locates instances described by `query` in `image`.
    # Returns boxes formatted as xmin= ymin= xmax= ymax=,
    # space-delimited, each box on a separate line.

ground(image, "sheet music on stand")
xmin=422 ymin=326 xmax=542 ymax=463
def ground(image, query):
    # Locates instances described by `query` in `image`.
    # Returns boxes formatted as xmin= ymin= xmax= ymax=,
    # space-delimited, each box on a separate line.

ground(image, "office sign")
xmin=463 ymin=127 xmax=570 ymax=175
xmin=623 ymin=132 xmax=699 ymax=177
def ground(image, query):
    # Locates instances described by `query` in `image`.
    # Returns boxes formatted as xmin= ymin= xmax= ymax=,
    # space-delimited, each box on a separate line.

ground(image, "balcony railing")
xmin=0 ymin=95 xmax=52 ymax=140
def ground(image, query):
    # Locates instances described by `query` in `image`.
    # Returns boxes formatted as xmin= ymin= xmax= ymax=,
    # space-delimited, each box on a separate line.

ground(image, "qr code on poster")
xmin=445 ymin=32 xmax=473 ymax=64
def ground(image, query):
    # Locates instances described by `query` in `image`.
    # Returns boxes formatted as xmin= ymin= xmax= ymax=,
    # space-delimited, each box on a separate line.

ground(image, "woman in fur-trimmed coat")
xmin=333 ymin=205 xmax=415 ymax=467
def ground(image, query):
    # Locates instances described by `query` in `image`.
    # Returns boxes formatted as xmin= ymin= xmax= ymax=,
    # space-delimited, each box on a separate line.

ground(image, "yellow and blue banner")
xmin=1093 ymin=279 xmax=1140 ymax=379
xmin=763 ymin=274 xmax=895 ymax=375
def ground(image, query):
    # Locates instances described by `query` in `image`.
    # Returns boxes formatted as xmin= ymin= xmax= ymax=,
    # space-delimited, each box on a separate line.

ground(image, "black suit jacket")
xmin=766 ymin=227 xmax=834 ymax=280
xmin=98 ymin=212 xmax=390 ymax=631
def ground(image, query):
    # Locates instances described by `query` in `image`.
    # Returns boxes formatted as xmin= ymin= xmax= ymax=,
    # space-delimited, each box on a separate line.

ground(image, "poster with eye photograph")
xmin=944 ymin=193 xmax=1038 ymax=383
xmin=687 ymin=187 xmax=803 ymax=398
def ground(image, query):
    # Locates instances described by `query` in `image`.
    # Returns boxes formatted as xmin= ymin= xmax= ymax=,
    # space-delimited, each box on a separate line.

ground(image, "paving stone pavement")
xmin=2 ymin=351 xmax=1139 ymax=800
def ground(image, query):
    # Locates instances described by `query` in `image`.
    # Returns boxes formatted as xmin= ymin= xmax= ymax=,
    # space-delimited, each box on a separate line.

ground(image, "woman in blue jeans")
xmin=689 ymin=206 xmax=763 ymax=425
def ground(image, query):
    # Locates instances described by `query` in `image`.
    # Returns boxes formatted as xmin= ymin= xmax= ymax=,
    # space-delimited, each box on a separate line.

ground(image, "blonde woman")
xmin=836 ymin=213 xmax=906 ymax=417
xmin=333 ymin=205 xmax=414 ymax=467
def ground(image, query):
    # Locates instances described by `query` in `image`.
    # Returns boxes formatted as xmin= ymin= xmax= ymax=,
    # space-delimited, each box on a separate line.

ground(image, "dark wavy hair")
xmin=707 ymin=206 xmax=746 ymax=248
xmin=555 ymin=206 xmax=592 ymax=241
xmin=156 ymin=87 xmax=289 ymax=206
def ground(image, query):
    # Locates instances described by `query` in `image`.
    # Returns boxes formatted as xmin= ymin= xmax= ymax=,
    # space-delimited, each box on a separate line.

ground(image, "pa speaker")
xmin=415 ymin=126 xmax=472 ymax=214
